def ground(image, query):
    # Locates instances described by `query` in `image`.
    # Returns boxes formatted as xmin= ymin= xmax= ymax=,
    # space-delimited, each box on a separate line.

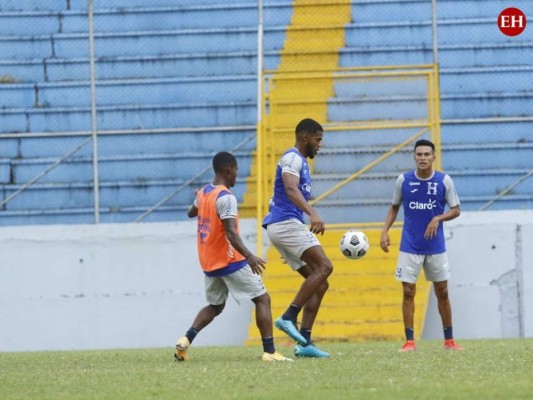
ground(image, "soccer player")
xmin=175 ymin=151 xmax=292 ymax=362
xmin=380 ymin=139 xmax=464 ymax=352
xmin=262 ymin=118 xmax=333 ymax=358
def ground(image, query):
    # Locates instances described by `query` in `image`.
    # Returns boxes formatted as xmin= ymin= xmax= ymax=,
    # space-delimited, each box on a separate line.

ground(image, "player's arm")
xmin=380 ymin=204 xmax=400 ymax=253
xmin=425 ymin=175 xmax=461 ymax=239
xmin=187 ymin=189 xmax=200 ymax=218
xmin=282 ymin=172 xmax=325 ymax=235
xmin=222 ymin=218 xmax=266 ymax=275
xmin=187 ymin=203 xmax=198 ymax=218
xmin=424 ymin=205 xmax=460 ymax=239
xmin=381 ymin=175 xmax=403 ymax=252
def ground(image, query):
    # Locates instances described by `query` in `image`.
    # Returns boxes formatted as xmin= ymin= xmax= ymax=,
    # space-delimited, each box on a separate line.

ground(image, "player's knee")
xmin=403 ymin=285 xmax=416 ymax=299
xmin=319 ymin=259 xmax=333 ymax=277
xmin=435 ymin=286 xmax=449 ymax=300
xmin=252 ymin=292 xmax=271 ymax=307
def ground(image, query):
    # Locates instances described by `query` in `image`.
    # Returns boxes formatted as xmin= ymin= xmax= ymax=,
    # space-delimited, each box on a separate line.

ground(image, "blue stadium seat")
xmin=0 ymin=35 xmax=53 ymax=60
xmin=69 ymin=0 xmax=241 ymax=9
xmin=352 ymin=0 xmax=431 ymax=24
xmin=0 ymin=59 xmax=46 ymax=82
xmin=51 ymin=27 xmax=286 ymax=59
xmin=35 ymin=76 xmax=256 ymax=107
xmin=0 ymin=0 xmax=66 ymax=11
xmin=0 ymin=83 xmax=36 ymax=107
xmin=0 ymin=11 xmax=60 ymax=35
xmin=0 ymin=51 xmax=281 ymax=83
xmin=440 ymin=92 xmax=533 ymax=119
xmin=61 ymin=5 xmax=265 ymax=33
xmin=16 ymin=129 xmax=255 ymax=158
xmin=441 ymin=121 xmax=532 ymax=144
xmin=0 ymin=0 xmax=530 ymax=225
xmin=0 ymin=101 xmax=256 ymax=133
xmin=10 ymin=152 xmax=252 ymax=183
xmin=2 ymin=178 xmax=248 ymax=210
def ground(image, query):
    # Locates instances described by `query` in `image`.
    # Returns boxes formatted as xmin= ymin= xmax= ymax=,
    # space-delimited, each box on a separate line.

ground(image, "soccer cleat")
xmin=262 ymin=351 xmax=293 ymax=362
xmin=294 ymin=343 xmax=330 ymax=358
xmin=399 ymin=340 xmax=416 ymax=352
xmin=174 ymin=336 xmax=190 ymax=361
xmin=274 ymin=316 xmax=307 ymax=345
xmin=443 ymin=339 xmax=464 ymax=351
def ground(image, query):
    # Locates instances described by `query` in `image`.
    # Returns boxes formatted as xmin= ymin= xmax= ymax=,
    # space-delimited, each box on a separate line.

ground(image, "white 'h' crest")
xmin=427 ymin=182 xmax=438 ymax=195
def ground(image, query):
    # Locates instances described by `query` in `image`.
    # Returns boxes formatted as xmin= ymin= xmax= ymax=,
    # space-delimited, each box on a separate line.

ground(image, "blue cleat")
xmin=294 ymin=343 xmax=330 ymax=358
xmin=274 ymin=317 xmax=307 ymax=345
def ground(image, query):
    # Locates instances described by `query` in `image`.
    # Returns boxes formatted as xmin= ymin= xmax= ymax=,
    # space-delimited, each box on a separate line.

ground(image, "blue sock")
xmin=185 ymin=327 xmax=199 ymax=344
xmin=300 ymin=328 xmax=311 ymax=346
xmin=443 ymin=326 xmax=453 ymax=340
xmin=262 ymin=336 xmax=275 ymax=354
xmin=405 ymin=328 xmax=414 ymax=341
xmin=282 ymin=303 xmax=301 ymax=322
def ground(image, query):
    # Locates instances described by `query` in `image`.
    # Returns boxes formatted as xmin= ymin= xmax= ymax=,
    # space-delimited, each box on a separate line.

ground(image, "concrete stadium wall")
xmin=423 ymin=210 xmax=533 ymax=340
xmin=1 ymin=210 xmax=532 ymax=352
xmin=0 ymin=220 xmax=257 ymax=352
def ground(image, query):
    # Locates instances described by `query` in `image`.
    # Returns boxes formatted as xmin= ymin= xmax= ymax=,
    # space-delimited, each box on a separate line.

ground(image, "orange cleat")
xmin=399 ymin=340 xmax=416 ymax=352
xmin=443 ymin=339 xmax=464 ymax=351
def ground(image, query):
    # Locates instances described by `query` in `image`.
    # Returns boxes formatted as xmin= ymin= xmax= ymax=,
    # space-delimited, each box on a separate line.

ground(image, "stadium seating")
xmin=0 ymin=0 xmax=531 ymax=226
xmin=321 ymin=0 xmax=533 ymax=220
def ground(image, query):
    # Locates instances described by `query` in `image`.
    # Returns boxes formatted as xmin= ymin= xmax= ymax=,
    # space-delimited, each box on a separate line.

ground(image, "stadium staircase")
xmin=245 ymin=1 xmax=429 ymax=345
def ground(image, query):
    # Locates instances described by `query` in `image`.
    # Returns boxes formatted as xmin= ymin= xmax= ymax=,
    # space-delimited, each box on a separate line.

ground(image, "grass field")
xmin=1 ymin=339 xmax=532 ymax=400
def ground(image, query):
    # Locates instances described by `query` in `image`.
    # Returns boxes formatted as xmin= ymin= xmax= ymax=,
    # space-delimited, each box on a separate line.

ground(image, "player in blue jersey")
xmin=380 ymin=139 xmax=463 ymax=352
xmin=262 ymin=118 xmax=333 ymax=358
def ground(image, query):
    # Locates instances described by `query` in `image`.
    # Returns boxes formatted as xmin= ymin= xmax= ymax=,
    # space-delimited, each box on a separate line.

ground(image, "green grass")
xmin=1 ymin=339 xmax=532 ymax=400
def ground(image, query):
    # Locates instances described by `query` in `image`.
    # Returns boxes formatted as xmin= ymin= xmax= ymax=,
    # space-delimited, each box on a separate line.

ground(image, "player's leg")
xmin=175 ymin=276 xmax=227 ymax=361
xmin=433 ymin=280 xmax=452 ymax=325
xmin=251 ymin=292 xmax=291 ymax=361
xmin=296 ymin=264 xmax=329 ymax=335
xmin=275 ymin=245 xmax=332 ymax=345
xmin=396 ymin=252 xmax=422 ymax=352
xmin=175 ymin=303 xmax=225 ymax=361
xmin=292 ymin=264 xmax=330 ymax=358
xmin=398 ymin=281 xmax=417 ymax=352
xmin=401 ymin=281 xmax=416 ymax=333
xmin=266 ymin=220 xmax=330 ymax=345
xmin=296 ymin=245 xmax=333 ymax=308
xmin=425 ymin=253 xmax=463 ymax=350
xmin=225 ymin=266 xmax=292 ymax=361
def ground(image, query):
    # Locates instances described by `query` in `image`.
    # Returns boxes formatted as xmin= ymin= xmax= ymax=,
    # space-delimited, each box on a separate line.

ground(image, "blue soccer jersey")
xmin=262 ymin=148 xmax=312 ymax=227
xmin=392 ymin=170 xmax=460 ymax=254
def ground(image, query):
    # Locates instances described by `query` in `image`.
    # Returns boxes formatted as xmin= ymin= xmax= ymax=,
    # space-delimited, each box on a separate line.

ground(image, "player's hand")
xmin=380 ymin=231 xmax=390 ymax=253
xmin=309 ymin=210 xmax=326 ymax=235
xmin=247 ymin=254 xmax=266 ymax=275
xmin=424 ymin=217 xmax=440 ymax=239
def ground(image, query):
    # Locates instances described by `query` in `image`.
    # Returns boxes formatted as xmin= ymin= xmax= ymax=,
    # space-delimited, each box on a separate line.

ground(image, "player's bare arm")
xmin=187 ymin=204 xmax=198 ymax=218
xmin=424 ymin=205 xmax=461 ymax=240
xmin=380 ymin=204 xmax=400 ymax=252
xmin=222 ymin=217 xmax=266 ymax=274
xmin=281 ymin=172 xmax=325 ymax=235
xmin=186 ymin=188 xmax=200 ymax=218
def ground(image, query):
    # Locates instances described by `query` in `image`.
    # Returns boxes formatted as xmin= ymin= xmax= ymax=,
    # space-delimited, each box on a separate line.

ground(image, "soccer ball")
xmin=339 ymin=230 xmax=369 ymax=260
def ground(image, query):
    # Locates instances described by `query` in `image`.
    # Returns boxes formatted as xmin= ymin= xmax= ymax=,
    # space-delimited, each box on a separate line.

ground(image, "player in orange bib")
xmin=174 ymin=151 xmax=292 ymax=362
